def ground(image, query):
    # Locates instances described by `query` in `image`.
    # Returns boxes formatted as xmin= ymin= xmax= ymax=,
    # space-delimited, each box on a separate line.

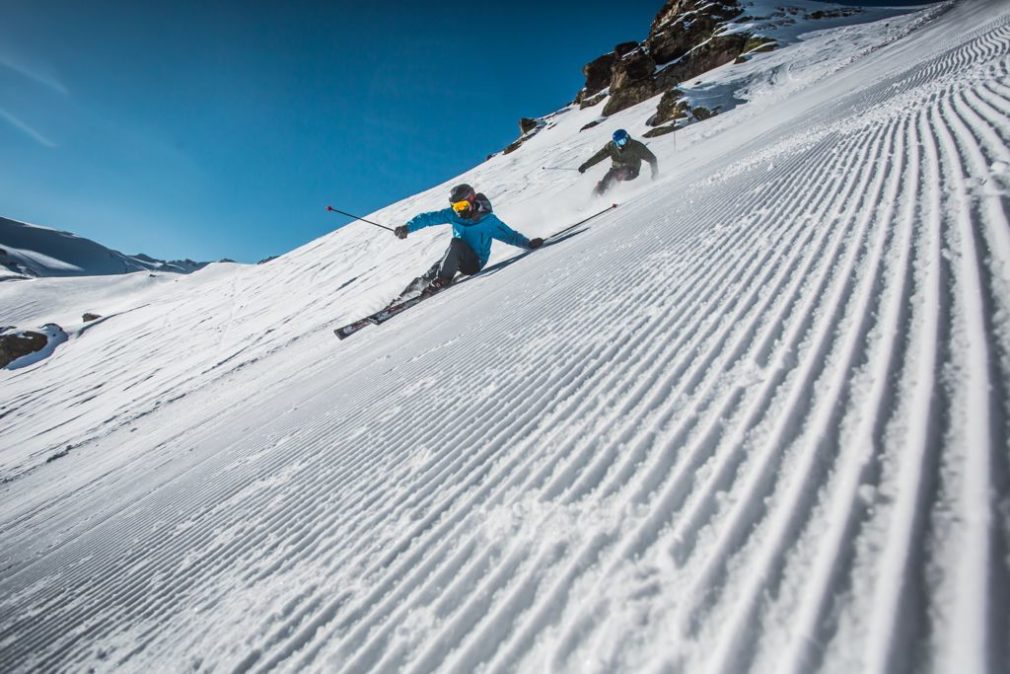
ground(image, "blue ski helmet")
xmin=612 ymin=129 xmax=629 ymax=146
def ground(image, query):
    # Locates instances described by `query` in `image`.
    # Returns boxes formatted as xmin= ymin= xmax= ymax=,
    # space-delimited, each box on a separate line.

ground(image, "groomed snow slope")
xmin=1 ymin=1 xmax=1009 ymax=672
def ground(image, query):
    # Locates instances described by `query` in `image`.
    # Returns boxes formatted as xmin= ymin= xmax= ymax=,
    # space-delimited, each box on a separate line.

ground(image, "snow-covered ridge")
xmin=1 ymin=1 xmax=1008 ymax=672
xmin=0 ymin=215 xmax=217 ymax=279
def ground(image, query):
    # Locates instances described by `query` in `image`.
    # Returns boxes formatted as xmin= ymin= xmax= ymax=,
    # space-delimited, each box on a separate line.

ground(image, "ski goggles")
xmin=451 ymin=198 xmax=474 ymax=214
xmin=614 ymin=136 xmax=628 ymax=147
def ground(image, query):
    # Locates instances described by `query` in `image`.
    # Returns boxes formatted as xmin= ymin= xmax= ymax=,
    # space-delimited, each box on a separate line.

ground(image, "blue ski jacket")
xmin=404 ymin=208 xmax=532 ymax=270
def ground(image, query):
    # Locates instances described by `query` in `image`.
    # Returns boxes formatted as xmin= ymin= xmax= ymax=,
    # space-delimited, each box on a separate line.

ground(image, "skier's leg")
xmin=593 ymin=167 xmax=621 ymax=196
xmin=399 ymin=260 xmax=440 ymax=297
xmin=618 ymin=167 xmax=639 ymax=183
xmin=435 ymin=238 xmax=480 ymax=282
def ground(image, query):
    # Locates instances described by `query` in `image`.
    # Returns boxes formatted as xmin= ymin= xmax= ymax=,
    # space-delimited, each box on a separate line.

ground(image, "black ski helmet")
xmin=449 ymin=183 xmax=476 ymax=204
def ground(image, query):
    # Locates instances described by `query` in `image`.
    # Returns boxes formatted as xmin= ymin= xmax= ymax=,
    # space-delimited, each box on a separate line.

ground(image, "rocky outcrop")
xmin=0 ymin=330 xmax=48 ymax=368
xmin=571 ymin=0 xmax=753 ymax=127
xmin=655 ymin=33 xmax=750 ymax=89
xmin=646 ymin=89 xmax=688 ymax=127
xmin=501 ymin=115 xmax=549 ymax=155
xmin=82 ymin=313 xmax=101 ymax=322
xmin=602 ymin=79 xmax=659 ymax=117
xmin=646 ymin=1 xmax=743 ymax=65
xmin=509 ymin=0 xmax=748 ymax=151
xmin=601 ymin=47 xmax=660 ymax=116
xmin=506 ymin=0 xmax=859 ymax=151
xmin=576 ymin=53 xmax=618 ymax=105
xmin=643 ymin=124 xmax=679 ymax=138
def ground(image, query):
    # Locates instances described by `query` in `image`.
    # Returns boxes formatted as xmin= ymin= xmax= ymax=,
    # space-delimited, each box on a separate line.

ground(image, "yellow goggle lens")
xmin=451 ymin=199 xmax=472 ymax=213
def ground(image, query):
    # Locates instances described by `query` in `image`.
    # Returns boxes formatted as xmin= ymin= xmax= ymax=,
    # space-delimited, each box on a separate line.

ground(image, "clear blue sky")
xmin=1 ymin=0 xmax=666 ymax=263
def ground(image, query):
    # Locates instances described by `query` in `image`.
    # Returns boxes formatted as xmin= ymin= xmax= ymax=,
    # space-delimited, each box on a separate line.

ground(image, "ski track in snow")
xmin=2 ymin=3 xmax=1009 ymax=673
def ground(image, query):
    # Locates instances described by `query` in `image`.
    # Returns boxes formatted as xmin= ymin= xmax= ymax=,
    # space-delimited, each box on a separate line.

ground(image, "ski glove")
xmin=394 ymin=225 xmax=408 ymax=239
xmin=578 ymin=165 xmax=587 ymax=174
xmin=528 ymin=238 xmax=544 ymax=250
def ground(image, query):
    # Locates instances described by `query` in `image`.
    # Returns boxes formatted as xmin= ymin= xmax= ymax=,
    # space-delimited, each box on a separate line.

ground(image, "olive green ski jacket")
xmin=579 ymin=138 xmax=659 ymax=175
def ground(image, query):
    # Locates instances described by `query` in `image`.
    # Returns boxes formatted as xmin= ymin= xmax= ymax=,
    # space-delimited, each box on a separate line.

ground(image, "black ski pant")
xmin=594 ymin=165 xmax=639 ymax=195
xmin=399 ymin=237 xmax=481 ymax=297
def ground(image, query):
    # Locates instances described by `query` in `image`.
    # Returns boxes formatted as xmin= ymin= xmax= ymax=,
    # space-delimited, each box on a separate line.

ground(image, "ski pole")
xmin=325 ymin=205 xmax=395 ymax=232
xmin=547 ymin=203 xmax=618 ymax=240
xmin=541 ymin=166 xmax=580 ymax=172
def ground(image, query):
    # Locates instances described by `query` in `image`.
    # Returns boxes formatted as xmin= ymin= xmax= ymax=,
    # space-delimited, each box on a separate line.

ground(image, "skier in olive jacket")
xmin=578 ymin=129 xmax=659 ymax=195
xmin=393 ymin=184 xmax=543 ymax=299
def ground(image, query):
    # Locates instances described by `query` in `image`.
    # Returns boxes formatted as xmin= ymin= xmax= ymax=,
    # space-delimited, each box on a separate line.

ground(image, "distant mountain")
xmin=0 ymin=216 xmax=217 ymax=278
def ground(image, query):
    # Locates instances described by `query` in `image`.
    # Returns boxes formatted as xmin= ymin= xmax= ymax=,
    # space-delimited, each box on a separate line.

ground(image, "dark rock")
xmin=502 ymin=138 xmax=525 ymax=155
xmin=602 ymin=80 xmax=660 ymax=117
xmin=82 ymin=313 xmax=101 ymax=322
xmin=614 ymin=41 xmax=640 ymax=58
xmin=501 ymin=116 xmax=546 ymax=155
xmin=647 ymin=89 xmax=688 ymax=126
xmin=646 ymin=1 xmax=743 ymax=66
xmin=693 ymin=106 xmax=716 ymax=120
xmin=611 ymin=49 xmax=656 ymax=90
xmin=570 ymin=0 xmax=748 ymax=124
xmin=580 ymin=120 xmax=602 ymax=132
xmin=257 ymin=255 xmax=278 ymax=265
xmin=0 ymin=330 xmax=48 ymax=368
xmin=577 ymin=52 xmax=618 ymax=103
xmin=808 ymin=8 xmax=859 ymax=20
xmin=743 ymin=36 xmax=778 ymax=54
xmin=643 ymin=124 xmax=679 ymax=138
xmin=579 ymin=91 xmax=608 ymax=109
xmin=655 ymin=33 xmax=750 ymax=89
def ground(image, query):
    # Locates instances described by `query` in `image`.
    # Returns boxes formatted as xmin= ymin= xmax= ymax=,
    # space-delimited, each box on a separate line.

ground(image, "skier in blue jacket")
xmin=393 ymin=184 xmax=543 ymax=298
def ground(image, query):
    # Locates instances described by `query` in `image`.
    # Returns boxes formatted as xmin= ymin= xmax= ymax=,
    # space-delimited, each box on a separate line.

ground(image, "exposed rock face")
xmin=519 ymin=117 xmax=539 ymax=135
xmin=501 ymin=115 xmax=550 ymax=155
xmin=647 ymin=0 xmax=743 ymax=66
xmin=603 ymin=80 xmax=659 ymax=117
xmin=505 ymin=1 xmax=864 ymax=159
xmin=692 ymin=106 xmax=716 ymax=120
xmin=0 ymin=330 xmax=48 ymax=368
xmin=614 ymin=41 xmax=640 ymax=58
xmin=643 ymin=124 xmax=679 ymax=138
xmin=571 ymin=0 xmax=752 ymax=126
xmin=646 ymin=89 xmax=688 ymax=127
xmin=577 ymin=53 xmax=618 ymax=104
xmin=602 ymin=47 xmax=661 ymax=116
xmin=610 ymin=48 xmax=655 ymax=90
xmin=579 ymin=91 xmax=608 ymax=110
xmin=82 ymin=313 xmax=101 ymax=322
xmin=655 ymin=33 xmax=750 ymax=89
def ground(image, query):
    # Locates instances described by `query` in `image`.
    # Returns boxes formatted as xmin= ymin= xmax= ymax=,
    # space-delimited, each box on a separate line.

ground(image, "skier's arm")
xmin=636 ymin=141 xmax=659 ymax=177
xmin=487 ymin=215 xmax=533 ymax=249
xmin=578 ymin=145 xmax=611 ymax=173
xmin=404 ymin=208 xmax=453 ymax=234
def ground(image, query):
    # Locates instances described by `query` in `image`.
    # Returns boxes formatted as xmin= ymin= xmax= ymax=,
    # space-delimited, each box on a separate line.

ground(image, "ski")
xmin=333 ymin=293 xmax=436 ymax=339
xmin=334 ymin=316 xmax=376 ymax=340
xmin=333 ymin=203 xmax=618 ymax=340
xmin=368 ymin=294 xmax=429 ymax=325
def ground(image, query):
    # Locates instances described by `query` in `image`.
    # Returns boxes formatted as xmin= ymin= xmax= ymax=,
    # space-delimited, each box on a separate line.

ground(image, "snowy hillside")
xmin=1 ymin=1 xmax=1009 ymax=672
xmin=0 ymin=216 xmax=214 ymax=279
